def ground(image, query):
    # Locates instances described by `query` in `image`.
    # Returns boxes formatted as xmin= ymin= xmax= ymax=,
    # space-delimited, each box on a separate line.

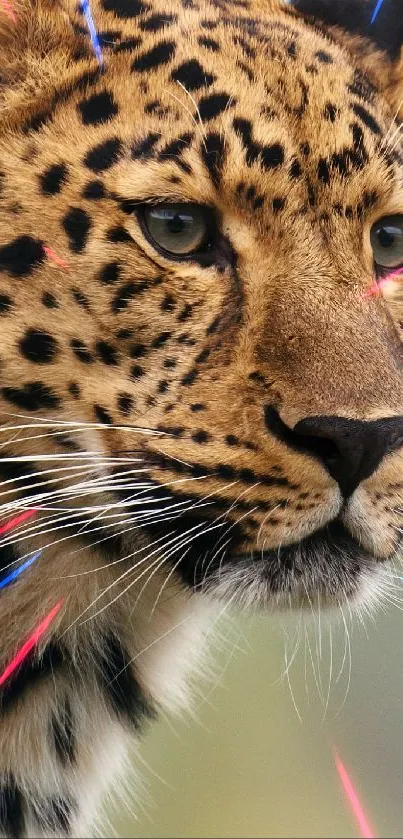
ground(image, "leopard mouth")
xmin=166 ymin=518 xmax=378 ymax=605
xmin=132 ymin=476 xmax=380 ymax=607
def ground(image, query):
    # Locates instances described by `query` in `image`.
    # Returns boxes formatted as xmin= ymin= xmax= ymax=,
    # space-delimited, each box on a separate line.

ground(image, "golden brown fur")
xmin=0 ymin=0 xmax=402 ymax=835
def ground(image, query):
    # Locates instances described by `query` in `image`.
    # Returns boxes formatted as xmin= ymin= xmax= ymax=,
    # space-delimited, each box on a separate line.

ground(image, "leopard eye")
xmin=142 ymin=203 xmax=212 ymax=257
xmin=370 ymin=215 xmax=403 ymax=270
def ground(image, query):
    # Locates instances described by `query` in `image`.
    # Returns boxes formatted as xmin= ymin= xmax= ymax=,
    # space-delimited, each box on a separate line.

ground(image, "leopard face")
xmin=0 ymin=0 xmax=403 ymax=614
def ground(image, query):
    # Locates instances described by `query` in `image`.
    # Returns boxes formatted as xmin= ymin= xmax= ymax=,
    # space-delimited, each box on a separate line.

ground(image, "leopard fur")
xmin=0 ymin=0 xmax=402 ymax=835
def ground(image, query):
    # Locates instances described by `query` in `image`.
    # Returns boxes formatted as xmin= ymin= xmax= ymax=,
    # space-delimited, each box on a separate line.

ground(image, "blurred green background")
xmin=109 ymin=606 xmax=403 ymax=838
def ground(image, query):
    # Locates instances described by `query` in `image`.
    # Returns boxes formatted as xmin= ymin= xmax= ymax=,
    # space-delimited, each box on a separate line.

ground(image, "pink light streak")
xmin=0 ymin=0 xmax=16 ymax=22
xmin=333 ymin=749 xmax=376 ymax=839
xmin=0 ymin=600 xmax=64 ymax=688
xmin=43 ymin=246 xmax=69 ymax=270
xmin=365 ymin=267 xmax=403 ymax=298
xmin=0 ymin=509 xmax=36 ymax=535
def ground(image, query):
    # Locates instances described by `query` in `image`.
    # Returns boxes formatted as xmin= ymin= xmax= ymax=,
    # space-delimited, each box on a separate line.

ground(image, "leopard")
xmin=0 ymin=0 xmax=403 ymax=835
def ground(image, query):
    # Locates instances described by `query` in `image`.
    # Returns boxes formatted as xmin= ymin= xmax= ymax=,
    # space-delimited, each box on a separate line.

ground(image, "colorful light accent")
xmin=80 ymin=0 xmax=103 ymax=65
xmin=0 ymin=509 xmax=36 ymax=536
xmin=0 ymin=550 xmax=42 ymax=591
xmin=0 ymin=600 xmax=64 ymax=688
xmin=0 ymin=0 xmax=16 ymax=23
xmin=43 ymin=246 xmax=69 ymax=270
xmin=371 ymin=0 xmax=386 ymax=23
xmin=333 ymin=749 xmax=376 ymax=839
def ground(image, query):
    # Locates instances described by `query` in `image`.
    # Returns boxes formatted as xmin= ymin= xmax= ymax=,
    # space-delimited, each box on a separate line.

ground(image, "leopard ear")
xmin=292 ymin=0 xmax=403 ymax=60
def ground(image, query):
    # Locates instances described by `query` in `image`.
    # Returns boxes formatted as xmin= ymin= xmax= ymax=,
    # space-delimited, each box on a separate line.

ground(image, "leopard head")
xmin=0 ymin=0 xmax=403 ymax=615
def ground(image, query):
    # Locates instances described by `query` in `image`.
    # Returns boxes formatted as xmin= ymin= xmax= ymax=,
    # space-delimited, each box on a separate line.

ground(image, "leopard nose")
xmin=264 ymin=407 xmax=403 ymax=497
xmin=293 ymin=415 xmax=403 ymax=497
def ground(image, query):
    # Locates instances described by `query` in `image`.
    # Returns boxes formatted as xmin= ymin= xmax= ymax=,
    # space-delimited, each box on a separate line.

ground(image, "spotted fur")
xmin=0 ymin=0 xmax=403 ymax=835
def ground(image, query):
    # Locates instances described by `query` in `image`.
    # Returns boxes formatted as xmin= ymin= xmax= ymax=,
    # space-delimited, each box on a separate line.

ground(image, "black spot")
xmin=94 ymin=633 xmax=155 ymax=727
xmin=106 ymin=226 xmax=132 ymax=243
xmin=171 ymin=59 xmax=215 ymax=91
xmin=102 ymin=0 xmax=149 ymax=18
xmin=20 ymin=329 xmax=58 ymax=363
xmin=111 ymin=280 xmax=149 ymax=312
xmin=82 ymin=180 xmax=105 ymax=199
xmin=62 ymin=207 xmax=92 ymax=253
xmin=261 ymin=144 xmax=284 ymax=170
xmin=68 ymin=382 xmax=81 ymax=398
xmin=0 ymin=236 xmax=44 ymax=278
xmin=272 ymin=197 xmax=285 ymax=213
xmin=39 ymin=163 xmax=68 ymax=195
xmin=233 ymin=118 xmax=284 ymax=170
xmin=2 ymin=382 xmax=61 ymax=411
xmin=315 ymin=49 xmax=333 ymax=63
xmin=132 ymin=41 xmax=176 ymax=73
xmin=84 ymin=137 xmax=123 ymax=172
xmin=348 ymin=68 xmax=375 ymax=103
xmin=71 ymin=338 xmax=94 ymax=363
xmin=131 ymin=364 xmax=145 ymax=379
xmin=198 ymin=36 xmax=219 ymax=51
xmin=198 ymin=93 xmax=235 ymax=121
xmin=78 ymin=91 xmax=118 ymax=125
xmin=192 ymin=430 xmax=210 ymax=443
xmin=130 ymin=343 xmax=147 ymax=358
xmin=158 ymin=133 xmax=193 ymax=171
xmin=181 ymin=369 xmax=198 ymax=386
xmin=144 ymin=99 xmax=168 ymax=116
xmin=0 ymin=781 xmax=24 ymax=839
xmin=0 ymin=643 xmax=65 ymax=712
xmin=0 ymin=294 xmax=12 ymax=314
xmin=201 ymin=132 xmax=226 ymax=188
xmin=152 ymin=330 xmax=171 ymax=348
xmin=114 ymin=36 xmax=142 ymax=52
xmin=190 ymin=402 xmax=205 ymax=411
xmin=287 ymin=40 xmax=297 ymax=57
xmin=351 ymin=103 xmax=382 ymax=135
xmin=140 ymin=12 xmax=177 ymax=31
xmin=289 ymin=159 xmax=302 ymax=179
xmin=117 ymin=392 xmax=134 ymax=414
xmin=52 ymin=698 xmax=76 ymax=766
xmin=318 ymin=158 xmax=330 ymax=183
xmin=98 ymin=264 xmax=121 ymax=290
xmin=324 ymin=102 xmax=338 ymax=122
xmin=131 ymin=132 xmax=161 ymax=159
xmin=164 ymin=357 xmax=177 ymax=368
xmin=96 ymin=340 xmax=119 ymax=365
xmin=71 ymin=287 xmax=91 ymax=310
xmin=226 ymin=434 xmax=239 ymax=446
xmin=157 ymin=379 xmax=169 ymax=393
xmin=98 ymin=29 xmax=122 ymax=46
xmin=95 ymin=404 xmax=113 ymax=424
xmin=23 ymin=108 xmax=53 ymax=133
xmin=42 ymin=291 xmax=58 ymax=308
xmin=195 ymin=347 xmax=209 ymax=363
xmin=161 ymin=293 xmax=176 ymax=311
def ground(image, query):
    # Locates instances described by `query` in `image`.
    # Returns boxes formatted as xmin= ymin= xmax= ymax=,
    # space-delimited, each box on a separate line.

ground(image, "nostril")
xmin=264 ymin=406 xmax=341 ymax=464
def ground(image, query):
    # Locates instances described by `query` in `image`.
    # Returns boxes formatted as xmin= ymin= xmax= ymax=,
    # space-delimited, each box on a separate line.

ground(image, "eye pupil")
xmin=167 ymin=214 xmax=186 ymax=235
xmin=377 ymin=227 xmax=395 ymax=249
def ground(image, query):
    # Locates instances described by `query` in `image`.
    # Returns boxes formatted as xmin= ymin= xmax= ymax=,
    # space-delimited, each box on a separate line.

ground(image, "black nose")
xmin=264 ymin=407 xmax=403 ymax=497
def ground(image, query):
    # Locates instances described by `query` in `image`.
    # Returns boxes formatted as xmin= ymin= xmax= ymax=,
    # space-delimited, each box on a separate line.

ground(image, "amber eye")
xmin=142 ymin=203 xmax=212 ymax=257
xmin=370 ymin=215 xmax=403 ymax=270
